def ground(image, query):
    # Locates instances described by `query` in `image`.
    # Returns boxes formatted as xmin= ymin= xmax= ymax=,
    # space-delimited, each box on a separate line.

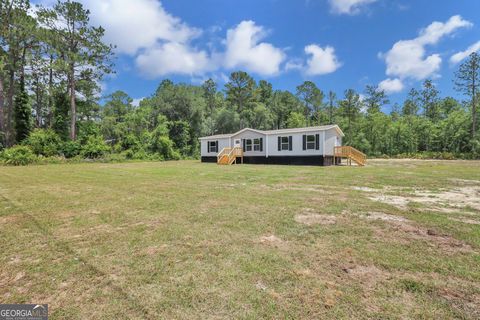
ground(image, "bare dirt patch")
xmin=143 ymin=244 xmax=169 ymax=256
xmin=351 ymin=186 xmax=379 ymax=192
xmin=259 ymin=235 xmax=284 ymax=245
xmin=449 ymin=217 xmax=480 ymax=225
xmin=436 ymin=285 xmax=480 ymax=318
xmin=413 ymin=187 xmax=480 ymax=211
xmin=368 ymin=195 xmax=411 ymax=210
xmin=449 ymin=178 xmax=480 ymax=186
xmin=341 ymin=264 xmax=392 ymax=292
xmin=354 ymin=185 xmax=480 ymax=212
xmin=343 ymin=264 xmax=388 ymax=280
xmin=383 ymin=220 xmax=473 ymax=254
xmin=0 ymin=215 xmax=22 ymax=225
xmin=360 ymin=212 xmax=408 ymax=222
xmin=350 ymin=210 xmax=474 ymax=254
xmin=295 ymin=209 xmax=337 ymax=226
xmin=261 ymin=184 xmax=335 ymax=193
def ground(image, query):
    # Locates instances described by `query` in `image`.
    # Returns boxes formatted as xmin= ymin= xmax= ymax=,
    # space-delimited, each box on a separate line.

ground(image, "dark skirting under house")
xmin=201 ymin=156 xmax=341 ymax=166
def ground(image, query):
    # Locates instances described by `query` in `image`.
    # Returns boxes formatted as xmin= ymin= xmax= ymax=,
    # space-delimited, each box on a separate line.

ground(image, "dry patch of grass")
xmin=295 ymin=208 xmax=337 ymax=226
xmin=347 ymin=209 xmax=475 ymax=254
xmin=354 ymin=184 xmax=480 ymax=213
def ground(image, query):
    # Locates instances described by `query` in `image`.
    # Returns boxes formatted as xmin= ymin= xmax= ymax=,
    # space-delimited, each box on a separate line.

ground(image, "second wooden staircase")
xmin=334 ymin=146 xmax=367 ymax=166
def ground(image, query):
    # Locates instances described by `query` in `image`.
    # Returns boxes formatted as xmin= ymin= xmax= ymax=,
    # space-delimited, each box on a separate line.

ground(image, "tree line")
xmin=1 ymin=0 xmax=480 ymax=164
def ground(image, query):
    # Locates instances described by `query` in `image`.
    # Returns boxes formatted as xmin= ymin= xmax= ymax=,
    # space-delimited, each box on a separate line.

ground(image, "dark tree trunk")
xmin=35 ymin=77 xmax=42 ymax=127
xmin=47 ymin=55 xmax=54 ymax=127
xmin=472 ymin=70 xmax=477 ymax=139
xmin=69 ymin=63 xmax=76 ymax=140
xmin=0 ymin=75 xmax=5 ymax=145
xmin=6 ymin=63 xmax=16 ymax=147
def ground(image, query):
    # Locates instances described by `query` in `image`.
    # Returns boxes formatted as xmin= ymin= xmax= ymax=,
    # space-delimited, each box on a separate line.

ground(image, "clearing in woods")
xmin=0 ymin=159 xmax=479 ymax=319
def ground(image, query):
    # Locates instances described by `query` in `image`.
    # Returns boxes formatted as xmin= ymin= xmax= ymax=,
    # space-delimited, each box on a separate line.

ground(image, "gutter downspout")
xmin=322 ymin=131 xmax=326 ymax=155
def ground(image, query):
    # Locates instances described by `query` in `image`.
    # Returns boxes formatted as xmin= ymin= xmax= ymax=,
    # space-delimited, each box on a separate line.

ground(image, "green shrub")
xmin=119 ymin=133 xmax=142 ymax=151
xmin=100 ymin=153 xmax=127 ymax=163
xmin=372 ymin=151 xmax=478 ymax=160
xmin=24 ymin=129 xmax=62 ymax=157
xmin=149 ymin=134 xmax=180 ymax=160
xmin=123 ymin=148 xmax=147 ymax=160
xmin=62 ymin=140 xmax=81 ymax=158
xmin=77 ymin=121 xmax=101 ymax=143
xmin=80 ymin=135 xmax=111 ymax=159
xmin=1 ymin=145 xmax=37 ymax=166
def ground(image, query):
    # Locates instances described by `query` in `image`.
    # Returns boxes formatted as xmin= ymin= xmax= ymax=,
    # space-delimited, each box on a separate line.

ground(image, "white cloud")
xmin=285 ymin=59 xmax=304 ymax=72
xmin=450 ymin=41 xmax=480 ymax=64
xmin=132 ymin=97 xmax=145 ymax=107
xmin=380 ymin=15 xmax=472 ymax=90
xmin=135 ymin=42 xmax=213 ymax=77
xmin=304 ymin=44 xmax=341 ymax=75
xmin=223 ymin=21 xmax=286 ymax=76
xmin=378 ymin=78 xmax=404 ymax=94
xmin=328 ymin=0 xmax=377 ymax=15
xmin=81 ymin=0 xmax=200 ymax=55
xmin=36 ymin=0 xmax=314 ymax=78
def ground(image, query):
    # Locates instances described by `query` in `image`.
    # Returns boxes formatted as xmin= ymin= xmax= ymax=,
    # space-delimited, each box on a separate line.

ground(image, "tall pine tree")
xmin=13 ymin=78 xmax=30 ymax=142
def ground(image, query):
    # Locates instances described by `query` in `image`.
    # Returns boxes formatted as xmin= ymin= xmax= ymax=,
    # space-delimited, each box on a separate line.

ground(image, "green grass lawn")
xmin=1 ymin=160 xmax=479 ymax=319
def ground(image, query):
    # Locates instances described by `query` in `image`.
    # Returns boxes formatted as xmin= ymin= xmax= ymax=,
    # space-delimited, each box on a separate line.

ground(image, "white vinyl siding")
xmin=232 ymin=130 xmax=266 ymax=156
xmin=200 ymin=138 xmax=231 ymax=156
xmin=268 ymin=132 xmax=325 ymax=156
xmin=201 ymin=127 xmax=343 ymax=157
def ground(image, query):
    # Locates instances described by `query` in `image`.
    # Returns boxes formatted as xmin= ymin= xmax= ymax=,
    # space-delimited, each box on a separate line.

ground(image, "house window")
xmin=281 ymin=136 xmax=289 ymax=151
xmin=306 ymin=135 xmax=316 ymax=150
xmin=245 ymin=139 xmax=252 ymax=151
xmin=208 ymin=141 xmax=218 ymax=153
xmin=244 ymin=138 xmax=262 ymax=152
xmin=253 ymin=138 xmax=261 ymax=151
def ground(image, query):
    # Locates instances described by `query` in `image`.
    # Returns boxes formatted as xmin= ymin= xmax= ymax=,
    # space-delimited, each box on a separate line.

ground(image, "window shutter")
xmin=289 ymin=136 xmax=292 ymax=151
xmin=302 ymin=135 xmax=306 ymax=150
xmin=278 ymin=137 xmax=281 ymax=151
xmin=242 ymin=139 xmax=245 ymax=151
xmin=315 ymin=134 xmax=320 ymax=150
xmin=260 ymin=138 xmax=263 ymax=152
xmin=216 ymin=141 xmax=219 ymax=153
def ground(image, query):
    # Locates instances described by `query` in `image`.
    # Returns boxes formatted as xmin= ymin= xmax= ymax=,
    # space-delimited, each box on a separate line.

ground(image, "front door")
xmin=234 ymin=139 xmax=241 ymax=148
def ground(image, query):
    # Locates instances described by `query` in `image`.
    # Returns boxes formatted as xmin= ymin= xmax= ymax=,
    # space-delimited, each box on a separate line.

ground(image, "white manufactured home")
xmin=199 ymin=125 xmax=365 ymax=166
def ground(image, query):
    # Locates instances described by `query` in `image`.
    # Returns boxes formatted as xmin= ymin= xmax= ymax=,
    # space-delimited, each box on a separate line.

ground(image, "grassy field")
xmin=1 ymin=160 xmax=479 ymax=319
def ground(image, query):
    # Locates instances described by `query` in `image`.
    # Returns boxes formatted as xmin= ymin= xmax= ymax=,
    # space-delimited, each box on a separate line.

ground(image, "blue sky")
xmin=36 ymin=0 xmax=480 ymax=111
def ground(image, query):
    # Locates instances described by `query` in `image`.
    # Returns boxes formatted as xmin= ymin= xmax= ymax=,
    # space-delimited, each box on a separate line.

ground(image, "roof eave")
xmin=199 ymin=125 xmax=345 ymax=140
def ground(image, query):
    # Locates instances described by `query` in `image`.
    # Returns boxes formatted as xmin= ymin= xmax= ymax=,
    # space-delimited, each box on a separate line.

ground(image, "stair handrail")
xmin=217 ymin=146 xmax=244 ymax=164
xmin=217 ymin=147 xmax=232 ymax=162
xmin=350 ymin=147 xmax=366 ymax=164
xmin=334 ymin=146 xmax=367 ymax=165
xmin=227 ymin=146 xmax=243 ymax=164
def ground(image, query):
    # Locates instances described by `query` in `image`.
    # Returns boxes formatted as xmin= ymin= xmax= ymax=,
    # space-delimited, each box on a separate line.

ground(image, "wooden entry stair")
xmin=217 ymin=147 xmax=244 ymax=165
xmin=334 ymin=146 xmax=367 ymax=166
